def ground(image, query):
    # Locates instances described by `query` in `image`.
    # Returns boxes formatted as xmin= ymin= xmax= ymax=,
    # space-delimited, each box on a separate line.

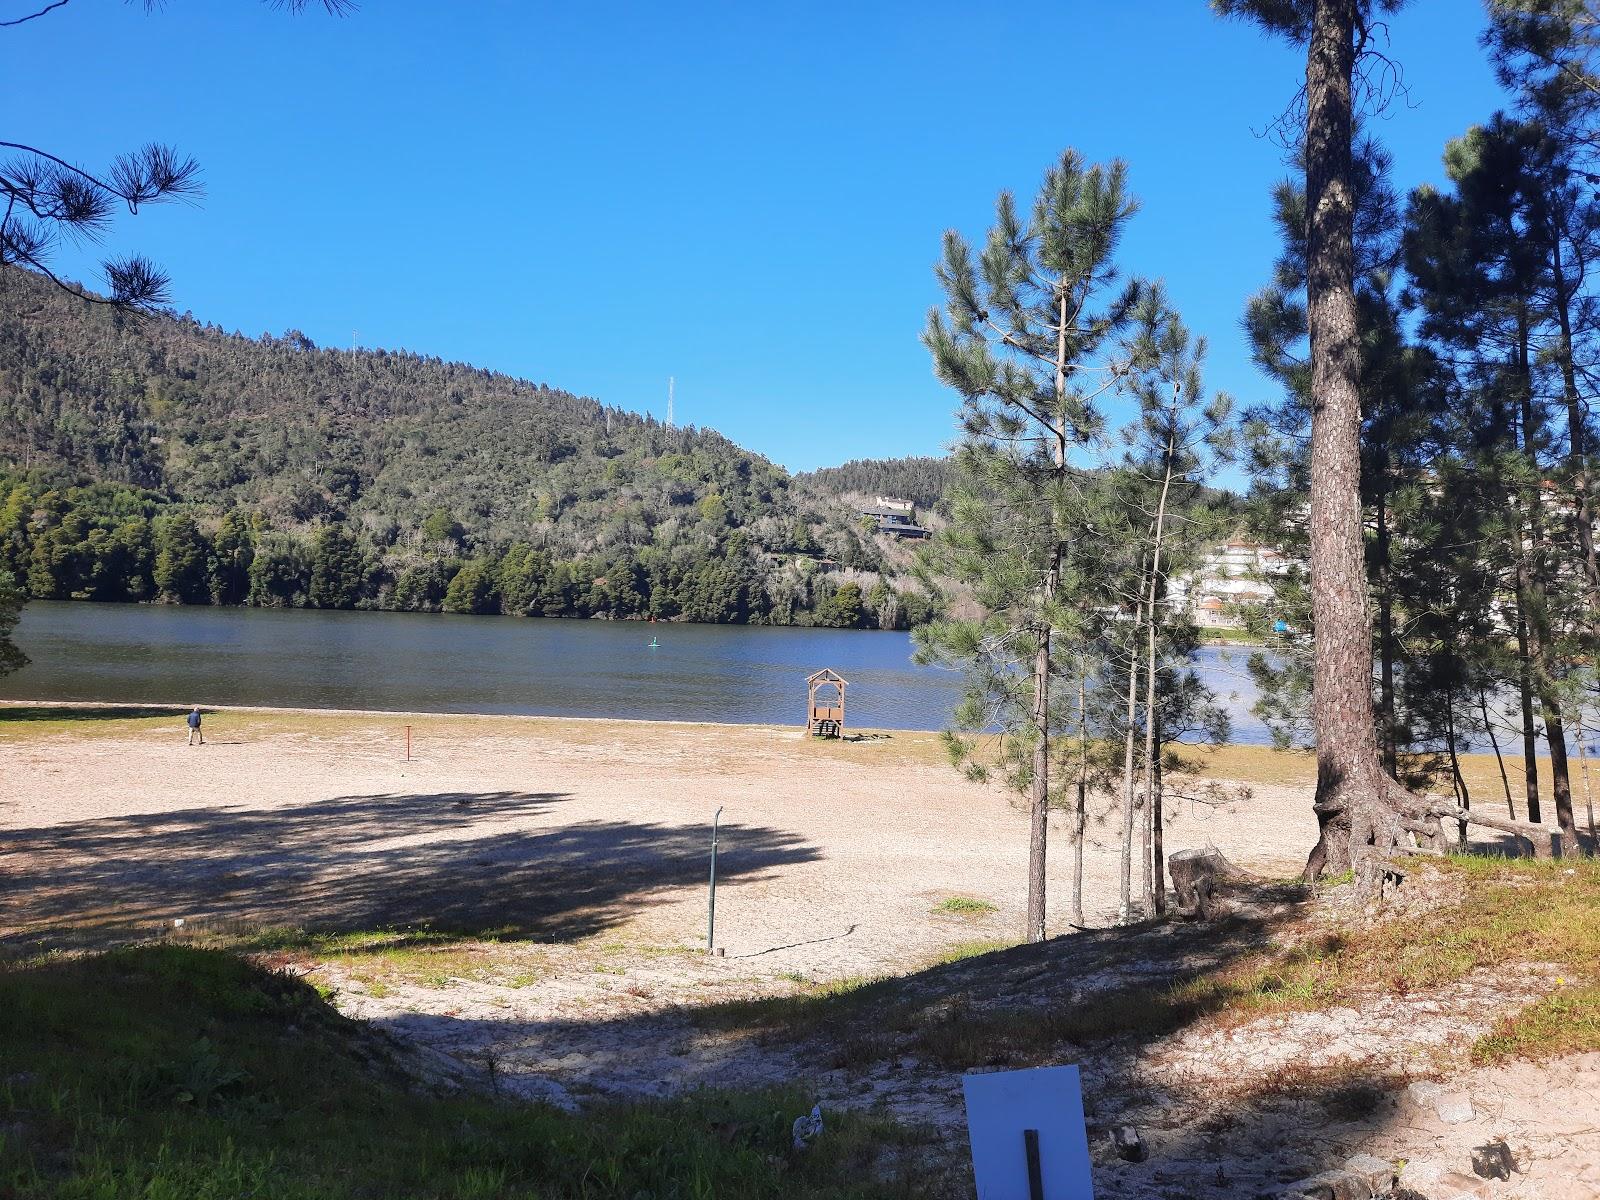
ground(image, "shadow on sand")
xmin=0 ymin=789 xmax=820 ymax=952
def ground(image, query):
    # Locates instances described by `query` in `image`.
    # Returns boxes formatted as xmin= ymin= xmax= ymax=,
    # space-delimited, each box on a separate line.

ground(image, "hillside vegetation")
xmin=0 ymin=268 xmax=936 ymax=628
xmin=795 ymin=457 xmax=954 ymax=513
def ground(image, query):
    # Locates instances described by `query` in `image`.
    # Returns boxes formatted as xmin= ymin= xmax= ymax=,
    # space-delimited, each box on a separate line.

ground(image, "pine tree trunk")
xmin=1539 ymin=694 xmax=1578 ymax=855
xmin=1576 ymin=712 xmax=1598 ymax=856
xmin=1513 ymin=526 xmax=1545 ymax=825
xmin=1152 ymin=709 xmax=1167 ymax=915
xmin=1021 ymin=286 xmax=1076 ymax=944
xmin=1447 ymin=683 xmax=1469 ymax=846
xmin=1119 ymin=574 xmax=1145 ymax=921
xmin=1141 ymin=778 xmax=1154 ymax=912
xmin=1479 ymin=686 xmax=1518 ymax=821
xmin=1143 ymin=422 xmax=1177 ymax=916
xmin=1515 ymin=321 xmax=1578 ymax=853
xmin=1301 ymin=0 xmax=1396 ymax=882
xmin=1028 ymin=617 xmax=1051 ymax=942
xmin=1073 ymin=673 xmax=1087 ymax=927
xmin=1375 ymin=470 xmax=1399 ymax=777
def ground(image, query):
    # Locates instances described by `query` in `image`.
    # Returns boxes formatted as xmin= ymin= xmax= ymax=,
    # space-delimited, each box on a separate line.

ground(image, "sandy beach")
xmin=6 ymin=702 xmax=1598 ymax=1199
xmin=0 ymin=703 xmax=1327 ymax=971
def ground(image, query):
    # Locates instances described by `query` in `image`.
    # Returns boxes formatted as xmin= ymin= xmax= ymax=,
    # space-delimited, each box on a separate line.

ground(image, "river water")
xmin=0 ymin=601 xmax=1279 ymax=740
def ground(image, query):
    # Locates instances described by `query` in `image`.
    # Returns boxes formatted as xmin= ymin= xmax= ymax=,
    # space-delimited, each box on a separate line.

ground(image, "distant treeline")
xmin=0 ymin=474 xmax=937 ymax=629
xmin=796 ymin=456 xmax=954 ymax=511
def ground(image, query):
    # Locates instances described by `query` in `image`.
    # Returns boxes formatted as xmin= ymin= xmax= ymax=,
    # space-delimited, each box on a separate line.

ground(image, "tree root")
xmin=1422 ymin=801 xmax=1555 ymax=859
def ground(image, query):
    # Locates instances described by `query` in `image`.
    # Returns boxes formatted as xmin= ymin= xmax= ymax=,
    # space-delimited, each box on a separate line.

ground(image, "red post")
xmin=405 ymin=725 xmax=411 ymax=762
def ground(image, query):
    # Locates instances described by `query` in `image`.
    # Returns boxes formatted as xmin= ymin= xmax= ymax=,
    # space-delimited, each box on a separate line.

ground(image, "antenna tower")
xmin=667 ymin=376 xmax=675 ymax=428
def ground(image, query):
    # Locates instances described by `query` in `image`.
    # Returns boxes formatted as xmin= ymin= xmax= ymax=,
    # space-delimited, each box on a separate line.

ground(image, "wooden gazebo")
xmin=805 ymin=669 xmax=848 ymax=739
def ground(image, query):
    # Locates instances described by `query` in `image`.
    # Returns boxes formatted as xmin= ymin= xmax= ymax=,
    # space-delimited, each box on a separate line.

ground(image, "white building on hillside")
xmin=1167 ymin=540 xmax=1294 ymax=628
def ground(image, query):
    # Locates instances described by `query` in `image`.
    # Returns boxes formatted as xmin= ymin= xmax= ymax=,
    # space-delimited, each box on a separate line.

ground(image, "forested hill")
xmin=794 ymin=456 xmax=953 ymax=513
xmin=0 ymin=267 xmax=939 ymax=628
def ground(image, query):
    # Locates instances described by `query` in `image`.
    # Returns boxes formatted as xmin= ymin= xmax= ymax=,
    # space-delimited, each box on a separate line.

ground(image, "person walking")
xmin=186 ymin=706 xmax=204 ymax=746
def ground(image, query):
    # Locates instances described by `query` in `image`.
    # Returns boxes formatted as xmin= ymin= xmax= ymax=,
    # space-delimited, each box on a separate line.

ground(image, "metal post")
xmin=1023 ymin=1128 xmax=1044 ymax=1200
xmin=1577 ymin=715 xmax=1597 ymax=852
xmin=707 ymin=805 xmax=724 ymax=954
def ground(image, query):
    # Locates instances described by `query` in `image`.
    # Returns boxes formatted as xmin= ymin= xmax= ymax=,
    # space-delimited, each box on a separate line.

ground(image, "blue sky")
xmin=5 ymin=1 xmax=1508 ymax=475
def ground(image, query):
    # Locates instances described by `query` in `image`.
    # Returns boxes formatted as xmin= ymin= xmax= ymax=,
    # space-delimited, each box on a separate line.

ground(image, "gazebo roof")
xmin=806 ymin=668 xmax=848 ymax=686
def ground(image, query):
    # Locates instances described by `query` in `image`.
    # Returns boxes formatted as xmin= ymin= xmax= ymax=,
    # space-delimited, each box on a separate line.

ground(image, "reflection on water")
xmin=1 ymin=601 xmax=1283 ymax=742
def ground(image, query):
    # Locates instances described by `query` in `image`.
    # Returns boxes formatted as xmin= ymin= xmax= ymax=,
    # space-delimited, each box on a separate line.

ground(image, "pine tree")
xmin=1404 ymin=118 xmax=1593 ymax=853
xmin=1120 ymin=293 xmax=1235 ymax=916
xmin=1216 ymin=0 xmax=1432 ymax=884
xmin=918 ymin=148 xmax=1141 ymax=942
xmin=1 ymin=1 xmax=345 ymax=310
xmin=0 ymin=568 xmax=27 ymax=678
xmin=1488 ymin=0 xmax=1600 ymax=166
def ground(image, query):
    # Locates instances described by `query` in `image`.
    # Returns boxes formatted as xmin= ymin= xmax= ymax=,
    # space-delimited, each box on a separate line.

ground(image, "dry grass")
xmin=714 ymin=856 xmax=1600 ymax=1075
xmin=178 ymin=925 xmax=701 ymax=996
xmin=963 ymin=856 xmax=1600 ymax=1067
xmin=208 ymin=927 xmax=546 ymax=992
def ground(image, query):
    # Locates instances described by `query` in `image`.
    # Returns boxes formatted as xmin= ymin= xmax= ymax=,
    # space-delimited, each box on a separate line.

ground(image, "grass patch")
xmin=1474 ymin=980 xmax=1600 ymax=1062
xmin=0 ymin=945 xmax=936 ymax=1198
xmin=1170 ymin=743 xmax=1316 ymax=787
xmin=1196 ymin=626 xmax=1264 ymax=645
xmin=235 ymin=925 xmax=547 ymax=992
xmin=932 ymin=896 xmax=998 ymax=918
xmin=926 ymin=938 xmax=1017 ymax=965
xmin=925 ymin=857 xmax=1600 ymax=1069
xmin=717 ymin=857 xmax=1600 ymax=1076
xmin=1026 ymin=858 xmax=1596 ymax=1067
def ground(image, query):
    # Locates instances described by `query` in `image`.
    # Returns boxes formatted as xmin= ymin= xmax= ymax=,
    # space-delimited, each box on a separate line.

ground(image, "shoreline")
xmin=0 ymin=697 xmax=836 ymax=735
xmin=0 ymin=700 xmax=1575 ymax=804
xmin=10 ymin=595 xmax=924 ymax=635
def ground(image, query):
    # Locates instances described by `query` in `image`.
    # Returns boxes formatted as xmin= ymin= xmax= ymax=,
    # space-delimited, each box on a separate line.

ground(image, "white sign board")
xmin=963 ymin=1065 xmax=1095 ymax=1200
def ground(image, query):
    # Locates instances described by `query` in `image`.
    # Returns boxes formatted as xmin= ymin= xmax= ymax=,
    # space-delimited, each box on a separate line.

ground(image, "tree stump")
xmin=1168 ymin=847 xmax=1244 ymax=920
